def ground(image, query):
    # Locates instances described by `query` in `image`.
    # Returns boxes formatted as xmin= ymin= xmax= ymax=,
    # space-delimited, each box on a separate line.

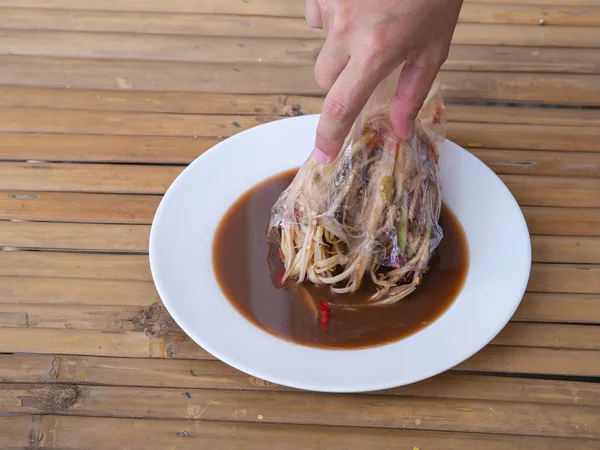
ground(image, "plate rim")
xmin=149 ymin=114 xmax=532 ymax=393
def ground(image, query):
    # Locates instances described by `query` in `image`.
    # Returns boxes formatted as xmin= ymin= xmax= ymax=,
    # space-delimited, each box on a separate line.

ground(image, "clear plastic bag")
xmin=268 ymin=74 xmax=446 ymax=305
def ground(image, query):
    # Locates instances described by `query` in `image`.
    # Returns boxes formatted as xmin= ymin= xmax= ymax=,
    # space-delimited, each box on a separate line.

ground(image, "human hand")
xmin=307 ymin=0 xmax=463 ymax=164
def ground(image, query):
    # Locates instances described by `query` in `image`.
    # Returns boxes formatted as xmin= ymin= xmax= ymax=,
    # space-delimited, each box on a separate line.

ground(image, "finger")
xmin=314 ymin=37 xmax=350 ymax=92
xmin=313 ymin=59 xmax=384 ymax=164
xmin=390 ymin=55 xmax=439 ymax=140
xmin=305 ymin=0 xmax=323 ymax=29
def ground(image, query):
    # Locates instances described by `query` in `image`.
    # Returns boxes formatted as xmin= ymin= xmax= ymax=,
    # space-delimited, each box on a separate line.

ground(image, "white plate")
xmin=150 ymin=115 xmax=531 ymax=393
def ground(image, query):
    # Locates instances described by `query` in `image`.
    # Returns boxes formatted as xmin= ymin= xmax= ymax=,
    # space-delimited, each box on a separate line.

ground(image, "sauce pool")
xmin=213 ymin=169 xmax=469 ymax=349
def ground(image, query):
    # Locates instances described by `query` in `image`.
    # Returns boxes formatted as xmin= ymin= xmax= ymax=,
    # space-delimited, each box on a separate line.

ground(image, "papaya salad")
xmin=268 ymin=77 xmax=446 ymax=307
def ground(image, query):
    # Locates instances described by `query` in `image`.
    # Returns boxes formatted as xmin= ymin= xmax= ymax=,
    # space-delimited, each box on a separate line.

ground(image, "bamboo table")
xmin=1 ymin=1 xmax=599 ymax=448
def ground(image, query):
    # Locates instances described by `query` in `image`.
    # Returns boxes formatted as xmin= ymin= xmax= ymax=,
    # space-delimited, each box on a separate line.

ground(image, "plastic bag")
xmin=268 ymin=73 xmax=446 ymax=306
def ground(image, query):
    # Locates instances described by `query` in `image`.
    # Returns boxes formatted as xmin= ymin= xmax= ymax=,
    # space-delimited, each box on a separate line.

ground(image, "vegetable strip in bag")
xmin=268 ymin=75 xmax=445 ymax=306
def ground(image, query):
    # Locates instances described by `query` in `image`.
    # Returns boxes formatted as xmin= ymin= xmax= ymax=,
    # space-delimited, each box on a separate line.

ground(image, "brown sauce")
xmin=213 ymin=169 xmax=469 ymax=349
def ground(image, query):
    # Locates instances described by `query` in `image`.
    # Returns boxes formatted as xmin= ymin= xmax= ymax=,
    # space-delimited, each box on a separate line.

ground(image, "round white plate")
xmin=150 ymin=115 xmax=531 ymax=393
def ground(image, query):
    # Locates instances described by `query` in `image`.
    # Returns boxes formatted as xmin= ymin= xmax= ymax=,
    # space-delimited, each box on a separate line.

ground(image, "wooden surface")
xmin=0 ymin=1 xmax=599 ymax=449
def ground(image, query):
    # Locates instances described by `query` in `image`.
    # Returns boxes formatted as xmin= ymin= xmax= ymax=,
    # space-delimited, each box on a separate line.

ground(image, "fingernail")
xmin=312 ymin=147 xmax=331 ymax=165
xmin=406 ymin=120 xmax=415 ymax=140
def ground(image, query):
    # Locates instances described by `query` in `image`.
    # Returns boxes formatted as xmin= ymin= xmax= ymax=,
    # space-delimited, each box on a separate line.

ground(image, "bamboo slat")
xmin=0 ymin=327 xmax=211 ymax=359
xmin=2 ymin=87 xmax=600 ymax=128
xmin=1 ymin=191 xmax=598 ymax=237
xmin=1 ymin=254 xmax=599 ymax=291
xmin=0 ymin=416 xmax=31 ymax=450
xmin=3 ymin=56 xmax=600 ymax=105
xmin=4 ymin=29 xmax=600 ymax=74
xmin=3 ymin=354 xmax=600 ymax=406
xmin=2 ymin=1 xmax=600 ymax=26
xmin=0 ymin=324 xmax=599 ymax=376
xmin=0 ymin=106 xmax=274 ymax=137
xmin=448 ymin=122 xmax=600 ymax=152
xmin=0 ymin=304 xmax=144 ymax=330
xmin=2 ymin=222 xmax=599 ymax=265
xmin=2 ymin=384 xmax=599 ymax=439
xmin=0 ymin=8 xmax=321 ymax=38
xmin=0 ymin=251 xmax=152 ymax=281
xmin=0 ymin=276 xmax=158 ymax=306
xmin=0 ymin=221 xmax=150 ymax=252
xmin=471 ymin=149 xmax=600 ymax=178
xmin=1 ymin=163 xmax=598 ymax=209
xmin=529 ymin=264 xmax=600 ymax=294
xmin=0 ymin=301 xmax=597 ymax=350
xmin=523 ymin=207 xmax=600 ymax=237
xmin=0 ymin=190 xmax=160 ymax=224
xmin=457 ymin=346 xmax=600 ymax=377
xmin=514 ymin=293 xmax=600 ymax=324
xmin=33 ymin=415 xmax=597 ymax=450
xmin=2 ymin=278 xmax=598 ymax=325
xmin=2 ymin=8 xmax=600 ymax=47
xmin=3 ymin=107 xmax=600 ymax=153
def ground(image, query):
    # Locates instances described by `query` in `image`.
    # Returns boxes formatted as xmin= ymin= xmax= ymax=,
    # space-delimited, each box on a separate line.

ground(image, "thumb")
xmin=390 ymin=56 xmax=439 ymax=140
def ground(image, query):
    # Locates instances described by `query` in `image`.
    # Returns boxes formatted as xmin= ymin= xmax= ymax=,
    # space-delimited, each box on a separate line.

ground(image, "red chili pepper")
xmin=318 ymin=300 xmax=330 ymax=330
xmin=277 ymin=269 xmax=285 ymax=285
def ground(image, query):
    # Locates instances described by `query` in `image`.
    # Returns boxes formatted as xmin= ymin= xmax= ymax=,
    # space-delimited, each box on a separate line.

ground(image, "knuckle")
xmin=323 ymin=97 xmax=352 ymax=121
xmin=329 ymin=11 xmax=351 ymax=37
xmin=361 ymin=33 xmax=386 ymax=66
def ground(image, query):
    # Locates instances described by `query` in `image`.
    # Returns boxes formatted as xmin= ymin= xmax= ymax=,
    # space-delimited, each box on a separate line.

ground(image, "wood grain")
xmin=0 ymin=327 xmax=210 ymax=359
xmin=502 ymin=175 xmax=600 ymax=208
xmin=3 ymin=385 xmax=599 ymax=439
xmin=447 ymin=104 xmax=600 ymax=128
xmin=0 ymin=162 xmax=184 ymax=194
xmin=448 ymin=122 xmax=600 ymax=152
xmin=471 ymin=149 xmax=600 ymax=178
xmin=523 ymin=206 xmax=600 ymax=237
xmin=0 ymin=106 xmax=277 ymax=137
xmin=0 ymin=29 xmax=323 ymax=66
xmin=2 ymin=8 xmax=600 ymax=47
xmin=0 ymin=304 xmax=144 ymax=330
xmin=0 ymin=221 xmax=150 ymax=252
xmin=529 ymin=264 xmax=600 ymax=294
xmin=0 ymin=87 xmax=322 ymax=115
xmin=0 ymin=276 xmax=158 ymax=306
xmin=493 ymin=322 xmax=600 ymax=350
xmin=2 ymin=278 xmax=598 ymax=325
xmin=453 ymin=24 xmax=600 ymax=48
xmin=0 ymin=190 xmax=160 ymax=224
xmin=459 ymin=3 xmax=600 ymax=26
xmin=2 ymin=1 xmax=600 ymax=25
xmin=3 ymin=354 xmax=600 ymax=406
xmin=2 ymin=223 xmax=599 ymax=265
xmin=4 ymin=29 xmax=600 ymax=74
xmin=1 ymin=163 xmax=598 ymax=208
xmin=532 ymin=236 xmax=600 ymax=264
xmin=3 ymin=122 xmax=600 ymax=165
xmin=3 ymin=56 xmax=600 ymax=105
xmin=33 ymin=415 xmax=597 ymax=450
xmin=0 ymin=251 xmax=151 ymax=281
xmin=0 ymin=0 xmax=307 ymax=16
xmin=3 ymin=87 xmax=600 ymax=127
xmin=441 ymin=72 xmax=600 ymax=105
xmin=0 ymin=416 xmax=31 ymax=450
xmin=0 ymin=301 xmax=597 ymax=350
xmin=0 ymin=8 xmax=322 ymax=38
xmin=0 ymin=133 xmax=219 ymax=163
xmin=1 ymin=191 xmax=598 ymax=237
xmin=457 ymin=346 xmax=600 ymax=377
xmin=0 ymin=324 xmax=597 ymax=375
xmin=514 ymin=293 xmax=600 ymax=324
